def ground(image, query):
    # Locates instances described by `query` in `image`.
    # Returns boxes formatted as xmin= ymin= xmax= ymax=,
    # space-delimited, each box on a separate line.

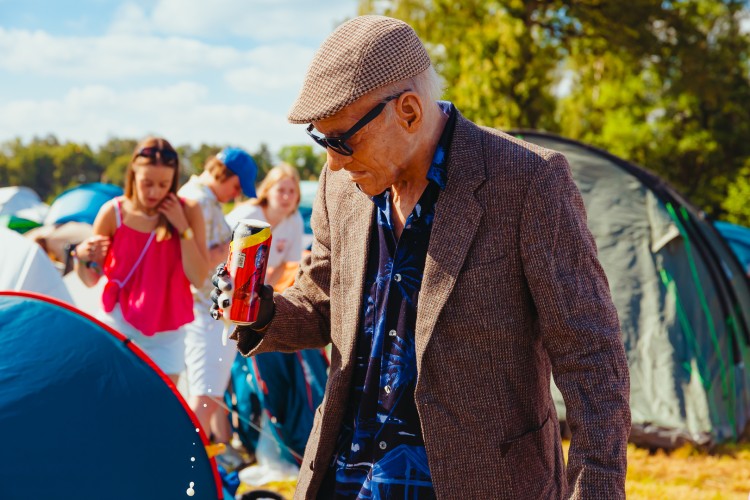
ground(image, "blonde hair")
xmin=124 ymin=136 xmax=180 ymax=241
xmin=251 ymin=163 xmax=301 ymax=211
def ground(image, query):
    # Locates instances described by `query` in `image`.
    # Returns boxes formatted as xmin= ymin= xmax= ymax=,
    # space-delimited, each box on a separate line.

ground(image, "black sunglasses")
xmin=136 ymin=146 xmax=178 ymax=165
xmin=306 ymin=89 xmax=411 ymax=156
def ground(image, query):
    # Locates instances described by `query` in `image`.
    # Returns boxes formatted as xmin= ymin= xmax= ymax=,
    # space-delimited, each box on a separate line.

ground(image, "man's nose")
xmin=326 ymin=151 xmax=349 ymax=171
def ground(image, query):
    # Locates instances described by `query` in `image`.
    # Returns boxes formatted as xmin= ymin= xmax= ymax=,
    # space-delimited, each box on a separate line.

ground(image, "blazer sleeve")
xmin=231 ymin=167 xmax=333 ymax=355
xmin=519 ymin=152 xmax=631 ymax=498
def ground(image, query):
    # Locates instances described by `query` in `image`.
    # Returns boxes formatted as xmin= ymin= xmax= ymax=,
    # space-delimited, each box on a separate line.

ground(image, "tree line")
xmin=359 ymin=0 xmax=750 ymax=225
xmin=0 ymin=135 xmax=327 ymax=203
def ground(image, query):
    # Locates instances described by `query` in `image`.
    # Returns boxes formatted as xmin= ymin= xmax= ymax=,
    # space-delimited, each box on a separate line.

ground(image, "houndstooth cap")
xmin=287 ymin=15 xmax=432 ymax=124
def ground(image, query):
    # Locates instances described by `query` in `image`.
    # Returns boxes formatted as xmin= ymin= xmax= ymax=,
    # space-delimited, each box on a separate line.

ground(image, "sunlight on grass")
xmin=563 ymin=440 xmax=750 ymax=500
xmin=236 ymin=441 xmax=750 ymax=499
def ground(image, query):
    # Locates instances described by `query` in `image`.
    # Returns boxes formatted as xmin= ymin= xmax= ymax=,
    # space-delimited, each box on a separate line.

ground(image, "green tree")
xmin=97 ymin=138 xmax=138 ymax=187
xmin=4 ymin=138 xmax=57 ymax=201
xmin=360 ymin=0 xmax=750 ymax=220
xmin=277 ymin=144 xmax=327 ymax=180
xmin=54 ymin=142 xmax=102 ymax=190
xmin=253 ymin=143 xmax=275 ymax=180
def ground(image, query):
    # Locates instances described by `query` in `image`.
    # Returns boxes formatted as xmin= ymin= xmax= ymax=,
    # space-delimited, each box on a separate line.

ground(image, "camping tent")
xmin=714 ymin=221 xmax=750 ymax=274
xmin=0 ymin=226 xmax=72 ymax=303
xmin=0 ymin=292 xmax=223 ymax=499
xmin=509 ymin=130 xmax=750 ymax=448
xmin=0 ymin=186 xmax=48 ymax=222
xmin=44 ymin=183 xmax=123 ymax=226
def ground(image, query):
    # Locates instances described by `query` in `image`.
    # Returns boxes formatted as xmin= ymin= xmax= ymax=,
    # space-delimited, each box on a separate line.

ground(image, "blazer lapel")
xmin=415 ymin=115 xmax=486 ymax=362
xmin=336 ymin=184 xmax=374 ymax=367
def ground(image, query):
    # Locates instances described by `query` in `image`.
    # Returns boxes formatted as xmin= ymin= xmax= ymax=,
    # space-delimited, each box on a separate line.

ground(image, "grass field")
xmin=238 ymin=441 xmax=750 ymax=499
xmin=620 ymin=442 xmax=750 ymax=499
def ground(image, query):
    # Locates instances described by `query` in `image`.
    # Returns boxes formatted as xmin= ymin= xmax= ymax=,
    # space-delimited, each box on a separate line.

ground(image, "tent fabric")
xmin=44 ymin=183 xmax=123 ymax=226
xmin=228 ymin=349 xmax=328 ymax=467
xmin=0 ymin=186 xmax=48 ymax=221
xmin=0 ymin=214 xmax=42 ymax=234
xmin=0 ymin=227 xmax=72 ymax=303
xmin=509 ymin=130 xmax=750 ymax=448
xmin=0 ymin=292 xmax=223 ymax=499
xmin=714 ymin=221 xmax=750 ymax=274
xmin=25 ymin=221 xmax=93 ymax=266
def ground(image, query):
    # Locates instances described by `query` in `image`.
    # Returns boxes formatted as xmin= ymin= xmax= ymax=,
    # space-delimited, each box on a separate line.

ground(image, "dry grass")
xmin=565 ymin=440 xmax=750 ymax=499
xmin=236 ymin=441 xmax=750 ymax=499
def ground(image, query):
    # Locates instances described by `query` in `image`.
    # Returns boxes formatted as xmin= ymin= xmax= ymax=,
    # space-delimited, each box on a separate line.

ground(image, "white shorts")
xmin=96 ymin=304 xmax=186 ymax=375
xmin=183 ymin=309 xmax=236 ymax=397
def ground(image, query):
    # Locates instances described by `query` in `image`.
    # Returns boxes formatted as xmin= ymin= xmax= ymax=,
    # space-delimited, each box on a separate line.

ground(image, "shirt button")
xmin=394 ymin=273 xmax=402 ymax=282
xmin=379 ymin=441 xmax=387 ymax=450
xmin=388 ymin=329 xmax=397 ymax=337
xmin=384 ymin=385 xmax=391 ymax=394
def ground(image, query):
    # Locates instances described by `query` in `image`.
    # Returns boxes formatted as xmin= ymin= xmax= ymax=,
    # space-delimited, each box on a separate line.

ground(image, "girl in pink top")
xmin=75 ymin=137 xmax=209 ymax=383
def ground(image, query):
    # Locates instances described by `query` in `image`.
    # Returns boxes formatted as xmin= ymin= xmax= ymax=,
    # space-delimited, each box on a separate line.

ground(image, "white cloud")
xmin=0 ymin=83 xmax=307 ymax=152
xmin=0 ymin=1 xmax=359 ymax=153
xmin=108 ymin=2 xmax=153 ymax=36
xmin=149 ymin=0 xmax=355 ymax=41
xmin=225 ymin=43 xmax=314 ymax=96
xmin=0 ymin=27 xmax=247 ymax=79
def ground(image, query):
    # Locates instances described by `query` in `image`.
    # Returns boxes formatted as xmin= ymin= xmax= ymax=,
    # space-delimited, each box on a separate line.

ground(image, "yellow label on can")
xmin=230 ymin=227 xmax=272 ymax=253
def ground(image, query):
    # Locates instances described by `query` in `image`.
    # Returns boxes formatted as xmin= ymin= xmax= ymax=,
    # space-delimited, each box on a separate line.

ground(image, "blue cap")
xmin=217 ymin=147 xmax=257 ymax=198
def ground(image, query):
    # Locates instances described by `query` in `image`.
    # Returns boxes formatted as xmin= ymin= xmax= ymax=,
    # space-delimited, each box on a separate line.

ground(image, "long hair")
xmin=124 ymin=136 xmax=180 ymax=241
xmin=250 ymin=163 xmax=301 ymax=212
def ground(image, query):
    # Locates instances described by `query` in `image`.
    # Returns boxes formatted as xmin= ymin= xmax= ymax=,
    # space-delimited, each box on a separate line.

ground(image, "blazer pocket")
xmin=497 ymin=412 xmax=559 ymax=494
xmin=462 ymin=231 xmax=508 ymax=270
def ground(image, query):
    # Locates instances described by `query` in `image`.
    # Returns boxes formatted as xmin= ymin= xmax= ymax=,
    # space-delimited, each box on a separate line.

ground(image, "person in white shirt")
xmin=178 ymin=147 xmax=257 ymax=446
xmin=226 ymin=163 xmax=304 ymax=290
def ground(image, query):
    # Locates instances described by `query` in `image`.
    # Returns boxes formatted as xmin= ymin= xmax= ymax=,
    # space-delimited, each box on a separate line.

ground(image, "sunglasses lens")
xmin=161 ymin=150 xmax=178 ymax=162
xmin=138 ymin=147 xmax=177 ymax=164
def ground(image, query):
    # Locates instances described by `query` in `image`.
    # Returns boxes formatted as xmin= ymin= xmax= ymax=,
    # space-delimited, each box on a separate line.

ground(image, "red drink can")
xmin=225 ymin=219 xmax=272 ymax=324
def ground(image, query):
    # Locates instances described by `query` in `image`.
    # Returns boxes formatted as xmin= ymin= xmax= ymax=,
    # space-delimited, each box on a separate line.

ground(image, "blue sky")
xmin=0 ymin=0 xmax=359 ymax=154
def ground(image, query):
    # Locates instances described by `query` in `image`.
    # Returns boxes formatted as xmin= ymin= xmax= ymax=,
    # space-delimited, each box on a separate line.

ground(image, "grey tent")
xmin=509 ymin=130 xmax=750 ymax=448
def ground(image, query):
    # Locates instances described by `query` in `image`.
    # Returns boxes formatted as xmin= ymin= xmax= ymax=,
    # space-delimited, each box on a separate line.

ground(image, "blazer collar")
xmin=335 ymin=183 xmax=374 ymax=366
xmin=415 ymin=113 xmax=486 ymax=360
xmin=335 ymin=112 xmax=487 ymax=367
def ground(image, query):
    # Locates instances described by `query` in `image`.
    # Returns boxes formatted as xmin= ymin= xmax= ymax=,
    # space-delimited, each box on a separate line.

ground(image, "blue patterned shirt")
xmin=320 ymin=102 xmax=457 ymax=499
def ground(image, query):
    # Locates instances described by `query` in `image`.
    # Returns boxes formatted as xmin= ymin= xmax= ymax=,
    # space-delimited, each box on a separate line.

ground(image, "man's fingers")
xmin=217 ymin=276 xmax=233 ymax=292
xmin=215 ymin=263 xmax=228 ymax=276
xmin=218 ymin=292 xmax=232 ymax=309
xmin=211 ymin=264 xmax=231 ymax=290
xmin=259 ymin=284 xmax=274 ymax=299
xmin=210 ymin=288 xmax=221 ymax=305
xmin=209 ymin=304 xmax=223 ymax=320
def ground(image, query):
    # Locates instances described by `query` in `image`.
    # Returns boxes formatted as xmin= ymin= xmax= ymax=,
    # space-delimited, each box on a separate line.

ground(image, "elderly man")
xmin=212 ymin=15 xmax=630 ymax=499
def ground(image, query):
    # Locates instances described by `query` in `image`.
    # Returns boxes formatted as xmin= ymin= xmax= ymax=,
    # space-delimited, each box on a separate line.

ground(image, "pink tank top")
xmin=101 ymin=197 xmax=194 ymax=336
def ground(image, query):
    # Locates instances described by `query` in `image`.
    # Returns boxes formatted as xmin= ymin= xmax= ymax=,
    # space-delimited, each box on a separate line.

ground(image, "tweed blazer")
xmin=232 ymin=112 xmax=631 ymax=499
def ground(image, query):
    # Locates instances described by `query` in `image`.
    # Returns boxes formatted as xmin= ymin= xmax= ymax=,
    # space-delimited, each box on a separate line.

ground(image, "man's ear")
xmin=395 ymin=92 xmax=422 ymax=132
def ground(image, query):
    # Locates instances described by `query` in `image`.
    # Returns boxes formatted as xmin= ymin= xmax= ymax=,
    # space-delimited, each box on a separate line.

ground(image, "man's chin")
xmin=353 ymin=182 xmax=381 ymax=197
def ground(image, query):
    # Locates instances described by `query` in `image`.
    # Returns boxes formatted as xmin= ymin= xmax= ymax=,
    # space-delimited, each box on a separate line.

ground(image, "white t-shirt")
xmin=225 ymin=203 xmax=303 ymax=269
xmin=178 ymin=175 xmax=233 ymax=310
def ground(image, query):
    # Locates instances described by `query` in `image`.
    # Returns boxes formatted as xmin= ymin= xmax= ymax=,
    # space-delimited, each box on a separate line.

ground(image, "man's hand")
xmin=209 ymin=263 xmax=234 ymax=317
xmin=209 ymin=263 xmax=275 ymax=330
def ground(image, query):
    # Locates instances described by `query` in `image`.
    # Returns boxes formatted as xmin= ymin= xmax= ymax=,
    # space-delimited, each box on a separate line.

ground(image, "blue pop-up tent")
xmin=714 ymin=221 xmax=750 ymax=273
xmin=44 ymin=183 xmax=123 ymax=226
xmin=0 ymin=292 xmax=223 ymax=499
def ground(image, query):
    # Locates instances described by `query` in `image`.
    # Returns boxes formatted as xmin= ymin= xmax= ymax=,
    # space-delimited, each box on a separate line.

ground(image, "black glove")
xmin=209 ymin=263 xmax=275 ymax=331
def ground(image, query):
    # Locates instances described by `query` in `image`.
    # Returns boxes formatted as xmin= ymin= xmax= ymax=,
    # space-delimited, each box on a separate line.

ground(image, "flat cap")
xmin=287 ymin=15 xmax=432 ymax=124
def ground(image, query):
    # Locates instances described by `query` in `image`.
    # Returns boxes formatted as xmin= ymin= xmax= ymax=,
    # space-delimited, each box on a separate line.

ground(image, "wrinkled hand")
xmin=157 ymin=193 xmax=190 ymax=233
xmin=75 ymin=235 xmax=111 ymax=266
xmin=209 ymin=263 xmax=275 ymax=330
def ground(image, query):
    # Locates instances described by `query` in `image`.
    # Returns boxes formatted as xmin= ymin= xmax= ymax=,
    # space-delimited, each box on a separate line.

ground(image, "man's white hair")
xmin=371 ymin=65 xmax=444 ymax=104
